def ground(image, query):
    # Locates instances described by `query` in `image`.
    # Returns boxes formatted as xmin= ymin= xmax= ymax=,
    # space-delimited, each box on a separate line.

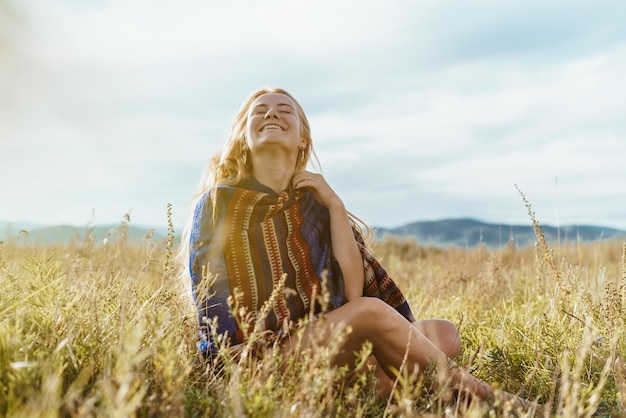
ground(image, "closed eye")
xmin=251 ymin=105 xmax=268 ymax=115
xmin=250 ymin=103 xmax=295 ymax=115
xmin=278 ymin=105 xmax=294 ymax=114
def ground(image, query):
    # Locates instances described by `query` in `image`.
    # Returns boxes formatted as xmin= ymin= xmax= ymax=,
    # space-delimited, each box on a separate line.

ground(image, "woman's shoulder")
xmin=195 ymin=182 xmax=235 ymax=206
xmin=193 ymin=183 xmax=236 ymax=220
xmin=193 ymin=190 xmax=212 ymax=212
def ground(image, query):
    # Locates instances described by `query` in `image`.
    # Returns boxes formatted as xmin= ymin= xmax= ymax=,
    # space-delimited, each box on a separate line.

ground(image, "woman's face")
xmin=245 ymin=93 xmax=303 ymax=156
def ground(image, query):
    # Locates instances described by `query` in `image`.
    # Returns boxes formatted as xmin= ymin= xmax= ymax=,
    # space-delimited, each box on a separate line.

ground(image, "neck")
xmin=251 ymin=153 xmax=297 ymax=193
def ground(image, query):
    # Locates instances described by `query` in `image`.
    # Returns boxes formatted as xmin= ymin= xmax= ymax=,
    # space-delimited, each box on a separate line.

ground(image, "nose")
xmin=264 ymin=107 xmax=278 ymax=119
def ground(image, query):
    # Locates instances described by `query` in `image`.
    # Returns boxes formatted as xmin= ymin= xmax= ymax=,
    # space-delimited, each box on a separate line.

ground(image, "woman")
xmin=183 ymin=86 xmax=537 ymax=411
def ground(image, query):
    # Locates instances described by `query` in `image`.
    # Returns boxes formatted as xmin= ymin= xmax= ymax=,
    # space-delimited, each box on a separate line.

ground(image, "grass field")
xmin=1 ymin=211 xmax=625 ymax=417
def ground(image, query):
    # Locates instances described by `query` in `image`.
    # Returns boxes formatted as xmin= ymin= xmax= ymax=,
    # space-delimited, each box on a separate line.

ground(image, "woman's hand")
xmin=293 ymin=170 xmax=365 ymax=300
xmin=293 ymin=171 xmax=344 ymax=210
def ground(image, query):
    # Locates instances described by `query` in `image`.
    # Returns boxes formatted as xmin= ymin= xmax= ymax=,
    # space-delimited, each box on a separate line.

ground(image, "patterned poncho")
xmin=189 ymin=177 xmax=415 ymax=356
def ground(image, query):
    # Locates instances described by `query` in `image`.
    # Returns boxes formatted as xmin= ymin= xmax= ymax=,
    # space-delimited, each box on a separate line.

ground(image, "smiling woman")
xmin=244 ymin=92 xmax=306 ymax=193
xmin=177 ymin=86 xmax=540 ymax=414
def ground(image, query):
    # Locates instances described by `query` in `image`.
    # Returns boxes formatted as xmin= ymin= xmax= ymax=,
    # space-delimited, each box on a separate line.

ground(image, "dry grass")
xmin=1 ymin=210 xmax=625 ymax=417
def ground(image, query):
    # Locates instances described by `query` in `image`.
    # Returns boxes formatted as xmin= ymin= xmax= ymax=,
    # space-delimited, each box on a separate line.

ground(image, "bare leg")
xmin=412 ymin=319 xmax=462 ymax=359
xmin=351 ymin=355 xmax=394 ymax=401
xmin=281 ymin=297 xmax=536 ymax=411
xmin=362 ymin=319 xmax=461 ymax=400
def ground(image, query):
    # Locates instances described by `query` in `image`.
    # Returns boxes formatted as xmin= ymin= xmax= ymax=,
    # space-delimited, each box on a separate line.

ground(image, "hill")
xmin=375 ymin=218 xmax=626 ymax=248
xmin=0 ymin=222 xmax=170 ymax=245
xmin=2 ymin=218 xmax=625 ymax=248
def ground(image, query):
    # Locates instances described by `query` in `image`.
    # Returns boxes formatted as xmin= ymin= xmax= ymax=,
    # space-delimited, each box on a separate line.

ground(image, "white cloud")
xmin=2 ymin=0 xmax=626 ymax=230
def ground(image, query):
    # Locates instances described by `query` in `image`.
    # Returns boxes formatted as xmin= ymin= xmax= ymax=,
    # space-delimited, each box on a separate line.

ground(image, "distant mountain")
xmin=0 ymin=222 xmax=171 ymax=245
xmin=375 ymin=218 xmax=626 ymax=248
xmin=2 ymin=218 xmax=625 ymax=248
xmin=0 ymin=221 xmax=45 ymax=232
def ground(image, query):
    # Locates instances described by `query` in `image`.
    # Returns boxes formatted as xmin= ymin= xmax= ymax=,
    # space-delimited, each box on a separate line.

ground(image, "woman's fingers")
xmin=294 ymin=171 xmax=321 ymax=188
xmin=294 ymin=171 xmax=340 ymax=208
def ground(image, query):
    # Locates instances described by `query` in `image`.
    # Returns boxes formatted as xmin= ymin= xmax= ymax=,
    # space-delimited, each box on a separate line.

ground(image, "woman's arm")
xmin=293 ymin=171 xmax=364 ymax=300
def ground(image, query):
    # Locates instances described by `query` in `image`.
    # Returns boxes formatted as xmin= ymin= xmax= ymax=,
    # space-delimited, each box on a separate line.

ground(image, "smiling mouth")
xmin=262 ymin=124 xmax=283 ymax=131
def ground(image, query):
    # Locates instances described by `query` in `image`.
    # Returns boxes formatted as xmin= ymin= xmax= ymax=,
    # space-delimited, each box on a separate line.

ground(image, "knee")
xmin=440 ymin=319 xmax=462 ymax=357
xmin=340 ymin=297 xmax=399 ymax=333
xmin=414 ymin=318 xmax=462 ymax=358
xmin=345 ymin=296 xmax=392 ymax=318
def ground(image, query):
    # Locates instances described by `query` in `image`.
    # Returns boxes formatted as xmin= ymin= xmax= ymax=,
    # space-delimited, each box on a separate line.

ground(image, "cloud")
xmin=2 ymin=0 xmax=626 ymax=230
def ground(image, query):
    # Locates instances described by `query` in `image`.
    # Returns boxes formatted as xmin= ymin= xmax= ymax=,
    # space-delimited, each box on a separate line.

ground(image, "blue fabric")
xmin=189 ymin=177 xmax=414 ymax=357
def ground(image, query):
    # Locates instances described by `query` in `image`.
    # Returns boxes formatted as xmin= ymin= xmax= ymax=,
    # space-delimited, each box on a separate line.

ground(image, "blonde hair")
xmin=176 ymin=87 xmax=315 ymax=285
xmin=176 ymin=86 xmax=369 ymax=293
xmin=202 ymin=86 xmax=314 ymax=198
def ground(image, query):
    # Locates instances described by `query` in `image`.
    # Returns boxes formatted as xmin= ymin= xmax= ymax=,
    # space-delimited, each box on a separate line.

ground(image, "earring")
xmin=243 ymin=149 xmax=247 ymax=164
xmin=300 ymin=148 xmax=305 ymax=163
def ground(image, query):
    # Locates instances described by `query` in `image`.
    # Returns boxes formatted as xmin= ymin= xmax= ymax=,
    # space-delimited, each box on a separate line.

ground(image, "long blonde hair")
xmin=176 ymin=87 xmax=314 ymax=284
xmin=203 ymin=86 xmax=313 ymax=198
xmin=177 ymin=86 xmax=369 ymax=292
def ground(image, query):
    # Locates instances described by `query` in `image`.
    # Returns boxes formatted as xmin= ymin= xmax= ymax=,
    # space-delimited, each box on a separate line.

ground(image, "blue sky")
xmin=1 ymin=0 xmax=625 ymax=231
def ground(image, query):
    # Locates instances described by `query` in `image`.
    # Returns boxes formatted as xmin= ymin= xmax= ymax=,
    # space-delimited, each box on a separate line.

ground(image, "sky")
xmin=1 ymin=0 xmax=626 ymax=232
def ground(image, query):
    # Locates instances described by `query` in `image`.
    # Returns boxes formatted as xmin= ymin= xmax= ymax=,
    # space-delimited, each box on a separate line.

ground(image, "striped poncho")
xmin=189 ymin=177 xmax=415 ymax=356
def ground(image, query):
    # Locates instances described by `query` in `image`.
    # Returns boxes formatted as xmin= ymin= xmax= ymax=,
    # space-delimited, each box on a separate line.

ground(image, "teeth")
xmin=263 ymin=125 xmax=281 ymax=130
